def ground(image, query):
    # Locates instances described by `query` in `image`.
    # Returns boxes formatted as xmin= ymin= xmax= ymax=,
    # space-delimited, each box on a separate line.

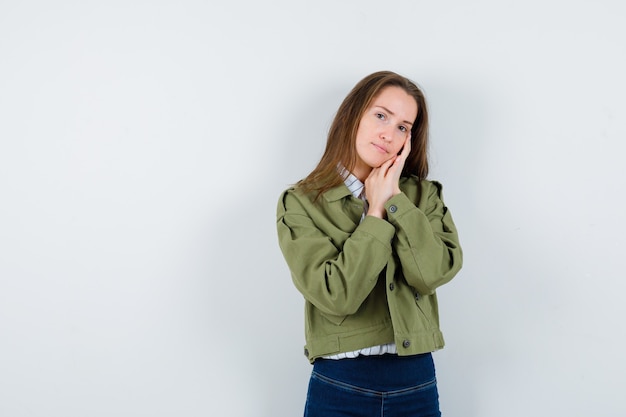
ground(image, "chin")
xmin=372 ymin=157 xmax=391 ymax=168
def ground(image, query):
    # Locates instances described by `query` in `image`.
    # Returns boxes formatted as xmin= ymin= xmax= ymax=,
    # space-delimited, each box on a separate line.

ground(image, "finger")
xmin=366 ymin=167 xmax=382 ymax=184
xmin=401 ymin=134 xmax=412 ymax=157
xmin=381 ymin=156 xmax=397 ymax=174
xmin=388 ymin=157 xmax=403 ymax=177
xmin=393 ymin=135 xmax=411 ymax=166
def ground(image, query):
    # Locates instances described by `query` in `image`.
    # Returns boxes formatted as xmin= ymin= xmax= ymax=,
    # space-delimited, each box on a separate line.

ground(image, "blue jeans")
xmin=304 ymin=353 xmax=441 ymax=417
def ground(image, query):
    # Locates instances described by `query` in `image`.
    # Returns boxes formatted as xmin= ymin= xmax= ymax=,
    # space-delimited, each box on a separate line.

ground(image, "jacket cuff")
xmin=359 ymin=215 xmax=395 ymax=247
xmin=384 ymin=192 xmax=414 ymax=220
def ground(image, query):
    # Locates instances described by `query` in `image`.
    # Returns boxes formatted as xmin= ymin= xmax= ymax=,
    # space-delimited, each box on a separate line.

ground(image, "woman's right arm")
xmin=276 ymin=189 xmax=395 ymax=317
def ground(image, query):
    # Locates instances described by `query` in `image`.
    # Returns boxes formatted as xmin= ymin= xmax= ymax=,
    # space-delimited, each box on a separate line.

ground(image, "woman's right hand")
xmin=364 ymin=135 xmax=411 ymax=218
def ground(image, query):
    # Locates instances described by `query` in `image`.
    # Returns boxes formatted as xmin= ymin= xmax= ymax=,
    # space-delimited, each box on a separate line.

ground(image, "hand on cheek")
xmin=365 ymin=135 xmax=411 ymax=219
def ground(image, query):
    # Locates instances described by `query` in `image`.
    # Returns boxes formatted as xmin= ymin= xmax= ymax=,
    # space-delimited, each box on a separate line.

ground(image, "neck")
xmin=352 ymin=164 xmax=372 ymax=182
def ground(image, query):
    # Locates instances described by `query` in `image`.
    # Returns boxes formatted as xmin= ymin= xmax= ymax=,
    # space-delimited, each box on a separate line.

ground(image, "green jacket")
xmin=276 ymin=177 xmax=463 ymax=363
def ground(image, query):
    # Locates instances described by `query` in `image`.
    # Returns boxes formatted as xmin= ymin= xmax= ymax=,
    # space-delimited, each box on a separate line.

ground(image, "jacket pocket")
xmin=320 ymin=311 xmax=347 ymax=326
xmin=413 ymin=293 xmax=438 ymax=329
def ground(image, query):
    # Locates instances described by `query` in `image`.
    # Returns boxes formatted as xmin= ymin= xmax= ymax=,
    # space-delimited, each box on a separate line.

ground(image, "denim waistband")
xmin=312 ymin=353 xmax=435 ymax=392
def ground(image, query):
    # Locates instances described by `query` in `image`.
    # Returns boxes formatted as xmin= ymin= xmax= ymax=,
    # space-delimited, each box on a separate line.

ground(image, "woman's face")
xmin=353 ymin=86 xmax=418 ymax=181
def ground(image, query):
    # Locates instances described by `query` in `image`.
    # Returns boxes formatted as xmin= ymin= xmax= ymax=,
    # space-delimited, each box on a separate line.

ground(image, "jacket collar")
xmin=323 ymin=183 xmax=353 ymax=202
xmin=323 ymin=166 xmax=363 ymax=202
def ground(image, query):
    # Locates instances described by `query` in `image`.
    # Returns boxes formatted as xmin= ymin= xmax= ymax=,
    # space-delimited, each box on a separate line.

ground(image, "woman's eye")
xmin=399 ymin=126 xmax=407 ymax=132
xmin=376 ymin=113 xmax=385 ymax=120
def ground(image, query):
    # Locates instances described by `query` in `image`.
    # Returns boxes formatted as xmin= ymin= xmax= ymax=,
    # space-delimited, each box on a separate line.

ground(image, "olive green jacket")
xmin=276 ymin=177 xmax=463 ymax=363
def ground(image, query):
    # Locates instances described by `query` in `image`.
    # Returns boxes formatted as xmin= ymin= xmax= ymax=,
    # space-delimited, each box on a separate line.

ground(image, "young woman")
xmin=276 ymin=71 xmax=463 ymax=417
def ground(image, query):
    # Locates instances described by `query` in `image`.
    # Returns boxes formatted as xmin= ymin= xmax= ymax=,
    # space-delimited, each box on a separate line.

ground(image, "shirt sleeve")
xmin=276 ymin=189 xmax=396 ymax=317
xmin=384 ymin=180 xmax=463 ymax=295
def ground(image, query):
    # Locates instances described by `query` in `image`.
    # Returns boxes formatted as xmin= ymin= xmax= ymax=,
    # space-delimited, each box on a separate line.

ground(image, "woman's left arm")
xmin=384 ymin=180 xmax=463 ymax=295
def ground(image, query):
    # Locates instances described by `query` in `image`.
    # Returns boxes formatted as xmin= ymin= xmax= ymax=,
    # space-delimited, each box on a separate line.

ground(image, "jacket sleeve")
xmin=276 ymin=189 xmax=396 ymax=317
xmin=384 ymin=180 xmax=463 ymax=295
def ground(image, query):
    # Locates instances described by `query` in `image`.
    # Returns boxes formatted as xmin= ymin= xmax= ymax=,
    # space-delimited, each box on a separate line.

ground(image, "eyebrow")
xmin=374 ymin=105 xmax=414 ymax=126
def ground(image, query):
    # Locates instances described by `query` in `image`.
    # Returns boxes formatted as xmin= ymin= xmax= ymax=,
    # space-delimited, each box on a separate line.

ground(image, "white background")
xmin=1 ymin=1 xmax=625 ymax=416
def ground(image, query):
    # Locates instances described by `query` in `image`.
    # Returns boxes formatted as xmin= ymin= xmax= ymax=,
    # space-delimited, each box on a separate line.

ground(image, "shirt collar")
xmin=322 ymin=167 xmax=364 ymax=202
xmin=339 ymin=167 xmax=365 ymax=199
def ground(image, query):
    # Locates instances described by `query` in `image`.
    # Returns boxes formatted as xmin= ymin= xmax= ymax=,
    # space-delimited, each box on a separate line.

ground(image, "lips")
xmin=372 ymin=143 xmax=388 ymax=154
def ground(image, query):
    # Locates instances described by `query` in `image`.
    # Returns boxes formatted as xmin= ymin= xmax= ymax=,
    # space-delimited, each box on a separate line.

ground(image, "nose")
xmin=380 ymin=126 xmax=394 ymax=142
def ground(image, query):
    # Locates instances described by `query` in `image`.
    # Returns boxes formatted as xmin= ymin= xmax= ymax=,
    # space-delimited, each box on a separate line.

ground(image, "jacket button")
xmin=389 ymin=283 xmax=395 ymax=291
xmin=389 ymin=205 xmax=397 ymax=213
xmin=402 ymin=340 xmax=411 ymax=348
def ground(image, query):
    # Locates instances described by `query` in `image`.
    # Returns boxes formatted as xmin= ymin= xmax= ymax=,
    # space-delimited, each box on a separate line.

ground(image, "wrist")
xmin=366 ymin=207 xmax=386 ymax=219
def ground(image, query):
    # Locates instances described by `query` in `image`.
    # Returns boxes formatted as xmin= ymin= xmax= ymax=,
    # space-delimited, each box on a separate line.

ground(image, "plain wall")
xmin=1 ymin=1 xmax=625 ymax=416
